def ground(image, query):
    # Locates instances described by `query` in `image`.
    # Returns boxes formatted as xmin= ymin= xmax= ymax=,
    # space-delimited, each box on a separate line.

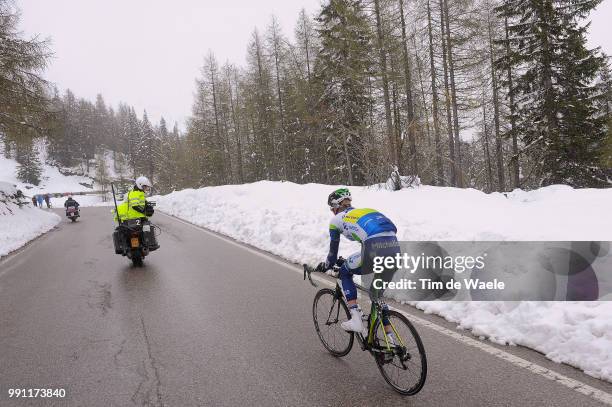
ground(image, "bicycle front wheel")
xmin=374 ymin=310 xmax=427 ymax=395
xmin=312 ymin=288 xmax=354 ymax=357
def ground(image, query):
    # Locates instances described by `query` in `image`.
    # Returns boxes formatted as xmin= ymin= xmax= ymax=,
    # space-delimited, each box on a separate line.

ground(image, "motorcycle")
xmin=65 ymin=206 xmax=80 ymax=222
xmin=113 ymin=204 xmax=159 ymax=267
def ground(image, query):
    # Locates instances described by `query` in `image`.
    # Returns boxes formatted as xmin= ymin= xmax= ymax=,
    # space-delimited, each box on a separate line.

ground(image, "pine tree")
xmin=94 ymin=150 xmax=110 ymax=195
xmin=314 ymin=0 xmax=373 ymax=185
xmin=46 ymin=89 xmax=74 ymax=167
xmin=398 ymin=0 xmax=418 ymax=177
xmin=293 ymin=9 xmax=323 ymax=183
xmin=0 ymin=1 xmax=51 ymax=138
xmin=156 ymin=117 xmax=178 ymax=193
xmin=497 ymin=0 xmax=609 ymax=187
xmin=425 ymin=0 xmax=445 ymax=185
xmin=114 ymin=150 xmax=128 ymax=183
xmin=126 ymin=108 xmax=141 ymax=177
xmin=139 ymin=111 xmax=157 ymax=183
xmin=1 ymin=133 xmax=12 ymax=159
xmin=94 ymin=94 xmax=109 ymax=147
xmin=186 ymin=52 xmax=231 ymax=186
xmin=373 ymin=0 xmax=396 ymax=170
xmin=223 ymin=63 xmax=245 ymax=184
xmin=597 ymin=58 xmax=612 ymax=172
xmin=602 ymin=117 xmax=612 ymax=170
xmin=16 ymin=138 xmax=42 ymax=185
xmin=266 ymin=16 xmax=290 ymax=179
xmin=75 ymin=99 xmax=96 ymax=175
xmin=170 ymin=123 xmax=187 ymax=189
xmin=245 ymin=30 xmax=277 ymax=180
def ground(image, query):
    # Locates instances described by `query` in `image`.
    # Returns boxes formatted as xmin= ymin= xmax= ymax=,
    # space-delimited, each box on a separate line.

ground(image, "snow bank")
xmin=0 ymin=149 xmax=105 ymax=207
xmin=412 ymin=301 xmax=612 ymax=381
xmin=0 ymin=182 xmax=60 ymax=258
xmin=155 ymin=181 xmax=612 ymax=382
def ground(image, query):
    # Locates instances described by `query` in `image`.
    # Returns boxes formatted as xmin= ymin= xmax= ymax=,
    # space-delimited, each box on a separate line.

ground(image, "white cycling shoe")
xmin=341 ymin=308 xmax=366 ymax=335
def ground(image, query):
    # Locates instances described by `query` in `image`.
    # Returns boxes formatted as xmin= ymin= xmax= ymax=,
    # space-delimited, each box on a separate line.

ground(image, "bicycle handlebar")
xmin=303 ymin=257 xmax=345 ymax=288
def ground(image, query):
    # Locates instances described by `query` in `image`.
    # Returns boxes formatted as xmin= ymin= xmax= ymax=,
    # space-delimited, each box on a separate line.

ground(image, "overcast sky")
xmin=18 ymin=0 xmax=612 ymax=131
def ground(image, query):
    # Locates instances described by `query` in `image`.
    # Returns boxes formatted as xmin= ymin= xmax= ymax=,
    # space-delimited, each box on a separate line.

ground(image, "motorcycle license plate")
xmin=130 ymin=237 xmax=140 ymax=248
xmin=142 ymin=224 xmax=151 ymax=232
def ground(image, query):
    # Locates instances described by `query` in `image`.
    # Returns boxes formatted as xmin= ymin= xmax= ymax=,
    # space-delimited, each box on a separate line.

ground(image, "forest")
xmin=2 ymin=0 xmax=611 ymax=194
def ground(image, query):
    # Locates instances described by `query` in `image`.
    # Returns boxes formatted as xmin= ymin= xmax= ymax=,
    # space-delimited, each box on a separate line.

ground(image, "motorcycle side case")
xmin=143 ymin=224 xmax=159 ymax=251
xmin=112 ymin=230 xmax=124 ymax=254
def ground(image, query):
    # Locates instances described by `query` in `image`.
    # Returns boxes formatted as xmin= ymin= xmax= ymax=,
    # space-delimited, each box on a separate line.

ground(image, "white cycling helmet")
xmin=327 ymin=188 xmax=352 ymax=208
xmin=135 ymin=176 xmax=152 ymax=190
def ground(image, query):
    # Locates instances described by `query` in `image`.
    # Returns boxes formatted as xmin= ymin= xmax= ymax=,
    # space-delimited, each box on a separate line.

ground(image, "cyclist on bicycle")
xmin=317 ymin=188 xmax=401 ymax=336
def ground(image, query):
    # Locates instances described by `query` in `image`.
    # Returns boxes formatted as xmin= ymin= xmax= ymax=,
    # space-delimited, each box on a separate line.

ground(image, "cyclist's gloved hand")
xmin=335 ymin=257 xmax=346 ymax=268
xmin=315 ymin=262 xmax=327 ymax=273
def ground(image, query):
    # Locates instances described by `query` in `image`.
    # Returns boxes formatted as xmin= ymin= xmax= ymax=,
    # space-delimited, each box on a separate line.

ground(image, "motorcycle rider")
xmin=317 ymin=188 xmax=401 ymax=338
xmin=114 ymin=176 xmax=157 ymax=251
xmin=114 ymin=176 xmax=154 ymax=222
xmin=64 ymin=196 xmax=80 ymax=210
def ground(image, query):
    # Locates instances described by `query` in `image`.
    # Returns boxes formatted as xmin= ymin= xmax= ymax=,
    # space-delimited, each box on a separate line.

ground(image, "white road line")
xmin=160 ymin=212 xmax=612 ymax=406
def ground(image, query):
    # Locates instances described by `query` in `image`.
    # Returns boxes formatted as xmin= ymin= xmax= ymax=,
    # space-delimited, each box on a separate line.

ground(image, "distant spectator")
xmin=44 ymin=193 xmax=51 ymax=208
xmin=36 ymin=194 xmax=44 ymax=207
xmin=31 ymin=196 xmax=37 ymax=207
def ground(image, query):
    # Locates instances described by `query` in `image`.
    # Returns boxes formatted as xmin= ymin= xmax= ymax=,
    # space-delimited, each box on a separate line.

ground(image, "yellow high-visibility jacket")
xmin=114 ymin=189 xmax=147 ymax=222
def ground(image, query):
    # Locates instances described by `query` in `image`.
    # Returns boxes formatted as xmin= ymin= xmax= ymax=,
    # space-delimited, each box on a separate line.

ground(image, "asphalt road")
xmin=0 ymin=207 xmax=611 ymax=406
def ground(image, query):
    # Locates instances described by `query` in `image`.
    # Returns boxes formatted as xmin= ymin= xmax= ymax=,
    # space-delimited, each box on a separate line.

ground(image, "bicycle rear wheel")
xmin=374 ymin=310 xmax=427 ymax=395
xmin=312 ymin=288 xmax=354 ymax=357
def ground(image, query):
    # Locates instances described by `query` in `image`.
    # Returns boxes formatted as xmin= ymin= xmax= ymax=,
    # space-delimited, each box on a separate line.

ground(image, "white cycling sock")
xmin=385 ymin=331 xmax=397 ymax=345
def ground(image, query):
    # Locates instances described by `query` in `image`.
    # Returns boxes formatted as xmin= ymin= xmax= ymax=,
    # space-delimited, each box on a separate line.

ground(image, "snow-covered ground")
xmin=0 ymin=144 xmax=114 ymax=258
xmin=0 ymin=144 xmax=108 ymax=207
xmin=0 ymin=182 xmax=60 ymax=258
xmin=154 ymin=181 xmax=612 ymax=382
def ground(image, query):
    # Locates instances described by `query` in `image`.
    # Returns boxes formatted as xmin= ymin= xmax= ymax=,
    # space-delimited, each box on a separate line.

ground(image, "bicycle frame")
xmin=303 ymin=263 xmax=407 ymax=355
xmin=326 ymin=281 xmax=405 ymax=358
xmin=369 ymin=299 xmax=406 ymax=348
xmin=305 ymin=262 xmax=426 ymax=395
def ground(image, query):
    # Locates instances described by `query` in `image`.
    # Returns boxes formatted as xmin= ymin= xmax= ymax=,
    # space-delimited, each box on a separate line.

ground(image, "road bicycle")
xmin=303 ymin=261 xmax=427 ymax=395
